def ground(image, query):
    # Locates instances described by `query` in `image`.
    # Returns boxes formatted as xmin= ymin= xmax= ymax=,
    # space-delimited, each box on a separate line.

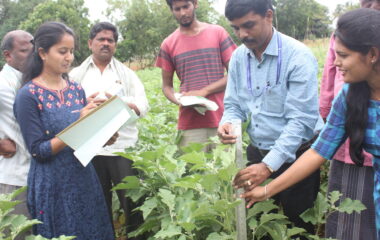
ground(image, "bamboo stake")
xmin=232 ymin=119 xmax=247 ymax=240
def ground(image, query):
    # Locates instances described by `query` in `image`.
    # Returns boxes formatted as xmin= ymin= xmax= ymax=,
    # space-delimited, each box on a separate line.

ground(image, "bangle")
xmin=264 ymin=185 xmax=268 ymax=200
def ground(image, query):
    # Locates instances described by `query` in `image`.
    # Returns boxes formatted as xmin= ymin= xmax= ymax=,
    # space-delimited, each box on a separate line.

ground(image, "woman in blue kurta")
xmin=14 ymin=22 xmax=114 ymax=239
xmin=234 ymin=8 xmax=380 ymax=238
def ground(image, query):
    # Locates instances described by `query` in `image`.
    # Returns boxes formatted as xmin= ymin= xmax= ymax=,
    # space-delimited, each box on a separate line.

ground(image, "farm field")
xmin=3 ymin=39 xmax=362 ymax=240
xmin=109 ymin=39 xmax=357 ymax=240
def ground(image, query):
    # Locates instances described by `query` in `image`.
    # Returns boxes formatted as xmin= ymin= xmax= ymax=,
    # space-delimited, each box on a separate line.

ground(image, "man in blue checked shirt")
xmin=218 ymin=0 xmax=324 ymax=235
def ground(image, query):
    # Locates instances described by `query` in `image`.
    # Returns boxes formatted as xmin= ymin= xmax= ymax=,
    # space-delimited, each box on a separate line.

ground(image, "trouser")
xmin=0 ymin=183 xmax=31 ymax=240
xmin=246 ymin=141 xmax=320 ymax=236
xmin=92 ymin=155 xmax=144 ymax=240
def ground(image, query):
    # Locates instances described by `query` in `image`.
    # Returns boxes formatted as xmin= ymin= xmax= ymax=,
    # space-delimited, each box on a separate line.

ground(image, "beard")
xmin=180 ymin=20 xmax=193 ymax=27
xmin=178 ymin=11 xmax=196 ymax=28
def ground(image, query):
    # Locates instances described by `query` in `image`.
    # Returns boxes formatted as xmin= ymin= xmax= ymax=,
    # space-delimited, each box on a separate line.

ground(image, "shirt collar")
xmin=3 ymin=64 xmax=22 ymax=79
xmin=89 ymin=56 xmax=116 ymax=71
xmin=246 ymin=28 xmax=280 ymax=58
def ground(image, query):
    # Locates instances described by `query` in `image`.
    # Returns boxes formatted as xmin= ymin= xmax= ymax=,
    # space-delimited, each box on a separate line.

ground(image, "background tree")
xmin=0 ymin=0 xmax=46 ymax=67
xmin=106 ymin=0 xmax=226 ymax=67
xmin=19 ymin=0 xmax=91 ymax=65
xmin=333 ymin=2 xmax=360 ymax=19
xmin=274 ymin=0 xmax=331 ymax=40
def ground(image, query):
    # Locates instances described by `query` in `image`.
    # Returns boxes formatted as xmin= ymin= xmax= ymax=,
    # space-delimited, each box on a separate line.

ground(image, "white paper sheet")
xmin=57 ymin=96 xmax=137 ymax=167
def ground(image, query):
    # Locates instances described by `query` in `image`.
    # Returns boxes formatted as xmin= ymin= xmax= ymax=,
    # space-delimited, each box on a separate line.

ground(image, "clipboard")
xmin=57 ymin=95 xmax=138 ymax=167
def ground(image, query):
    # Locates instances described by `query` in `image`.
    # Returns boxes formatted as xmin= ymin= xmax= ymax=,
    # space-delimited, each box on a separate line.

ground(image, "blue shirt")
xmin=312 ymin=84 xmax=380 ymax=163
xmin=221 ymin=29 xmax=323 ymax=171
xmin=311 ymin=84 xmax=380 ymax=237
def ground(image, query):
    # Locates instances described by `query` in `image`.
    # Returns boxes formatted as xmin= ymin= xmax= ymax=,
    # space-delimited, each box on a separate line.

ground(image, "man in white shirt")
xmin=70 ymin=22 xmax=149 ymax=239
xmin=0 ymin=30 xmax=33 ymax=233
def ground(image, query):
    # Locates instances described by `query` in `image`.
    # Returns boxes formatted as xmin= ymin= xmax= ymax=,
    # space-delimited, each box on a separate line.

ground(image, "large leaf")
xmin=179 ymin=152 xmax=206 ymax=165
xmin=260 ymin=213 xmax=288 ymax=225
xmin=338 ymin=198 xmax=366 ymax=214
xmin=300 ymin=192 xmax=329 ymax=225
xmin=174 ymin=175 xmax=202 ymax=190
xmin=139 ymin=197 xmax=158 ymax=220
xmin=0 ymin=201 xmax=20 ymax=213
xmin=158 ymin=189 xmax=176 ymax=213
xmin=154 ymin=224 xmax=182 ymax=239
xmin=247 ymin=200 xmax=278 ymax=219
xmin=113 ymin=176 xmax=140 ymax=190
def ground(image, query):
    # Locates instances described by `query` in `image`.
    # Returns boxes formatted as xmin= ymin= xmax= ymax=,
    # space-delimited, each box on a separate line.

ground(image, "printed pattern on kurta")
xmin=14 ymin=79 xmax=114 ymax=240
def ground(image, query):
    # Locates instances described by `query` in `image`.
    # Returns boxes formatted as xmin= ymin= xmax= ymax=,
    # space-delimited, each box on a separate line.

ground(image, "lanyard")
xmin=246 ymin=33 xmax=282 ymax=96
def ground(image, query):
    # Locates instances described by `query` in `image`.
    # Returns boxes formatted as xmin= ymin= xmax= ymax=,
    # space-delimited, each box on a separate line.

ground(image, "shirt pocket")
xmin=262 ymin=84 xmax=286 ymax=115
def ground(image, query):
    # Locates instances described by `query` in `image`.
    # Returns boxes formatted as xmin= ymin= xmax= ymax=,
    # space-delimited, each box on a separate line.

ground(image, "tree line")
xmin=0 ymin=0 xmax=356 ymax=68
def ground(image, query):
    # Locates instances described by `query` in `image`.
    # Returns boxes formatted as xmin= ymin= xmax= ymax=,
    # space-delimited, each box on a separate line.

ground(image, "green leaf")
xmin=139 ymin=197 xmax=158 ymax=220
xmin=179 ymin=222 xmax=196 ymax=232
xmin=300 ymin=192 xmax=329 ymax=225
xmin=154 ymin=224 xmax=182 ymax=239
xmin=206 ymin=232 xmax=223 ymax=240
xmin=158 ymin=189 xmax=176 ymax=213
xmin=217 ymin=168 xmax=234 ymax=182
xmin=260 ymin=213 xmax=287 ymax=225
xmin=247 ymin=200 xmax=278 ymax=219
xmin=259 ymin=221 xmax=287 ymax=240
xmin=328 ymin=191 xmax=342 ymax=206
xmin=113 ymin=176 xmax=140 ymax=190
xmin=11 ymin=218 xmax=42 ymax=239
xmin=115 ymin=152 xmax=135 ymax=160
xmin=213 ymin=199 xmax=230 ymax=212
xmin=178 ymin=235 xmax=187 ymax=240
xmin=128 ymin=217 xmax=160 ymax=238
xmin=193 ymin=202 xmax=217 ymax=218
xmin=181 ymin=142 xmax=205 ymax=153
xmin=0 ymin=200 xmax=20 ymax=213
xmin=160 ymin=159 xmax=177 ymax=172
xmin=125 ymin=189 xmax=148 ymax=203
xmin=338 ymin=198 xmax=366 ymax=214
xmin=200 ymin=174 xmax=219 ymax=192
xmin=140 ymin=151 xmax=157 ymax=161
xmin=9 ymin=186 xmax=27 ymax=200
xmin=174 ymin=175 xmax=202 ymax=190
xmin=287 ymin=227 xmax=306 ymax=237
xmin=248 ymin=217 xmax=259 ymax=229
xmin=179 ymin=152 xmax=206 ymax=165
xmin=213 ymin=199 xmax=241 ymax=214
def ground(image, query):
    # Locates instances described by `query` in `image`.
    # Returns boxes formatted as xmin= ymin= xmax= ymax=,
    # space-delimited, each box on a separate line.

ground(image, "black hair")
xmin=22 ymin=22 xmax=75 ymax=85
xmin=165 ymin=0 xmax=195 ymax=9
xmin=335 ymin=8 xmax=380 ymax=166
xmin=225 ymin=0 xmax=274 ymax=20
xmin=89 ymin=22 xmax=118 ymax=42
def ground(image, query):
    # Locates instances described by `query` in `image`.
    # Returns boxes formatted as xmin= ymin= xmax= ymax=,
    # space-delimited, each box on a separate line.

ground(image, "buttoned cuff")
xmin=262 ymin=148 xmax=287 ymax=171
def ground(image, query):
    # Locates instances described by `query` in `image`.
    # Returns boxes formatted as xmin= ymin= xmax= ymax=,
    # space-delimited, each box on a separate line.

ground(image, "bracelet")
xmin=264 ymin=185 xmax=268 ymax=200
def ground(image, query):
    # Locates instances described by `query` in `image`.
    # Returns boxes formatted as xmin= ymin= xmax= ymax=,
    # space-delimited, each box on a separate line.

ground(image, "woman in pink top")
xmin=319 ymin=1 xmax=380 ymax=239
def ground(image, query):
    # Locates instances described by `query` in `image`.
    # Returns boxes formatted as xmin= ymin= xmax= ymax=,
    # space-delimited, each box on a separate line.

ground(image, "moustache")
xmin=242 ymin=38 xmax=255 ymax=44
xmin=101 ymin=46 xmax=110 ymax=51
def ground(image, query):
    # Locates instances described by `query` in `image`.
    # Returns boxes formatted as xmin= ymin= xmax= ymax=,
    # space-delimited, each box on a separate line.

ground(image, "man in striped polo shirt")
xmin=155 ymin=0 xmax=237 ymax=150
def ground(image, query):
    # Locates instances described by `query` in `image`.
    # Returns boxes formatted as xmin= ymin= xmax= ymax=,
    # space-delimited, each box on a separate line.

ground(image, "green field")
xmin=115 ymin=39 xmax=345 ymax=240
